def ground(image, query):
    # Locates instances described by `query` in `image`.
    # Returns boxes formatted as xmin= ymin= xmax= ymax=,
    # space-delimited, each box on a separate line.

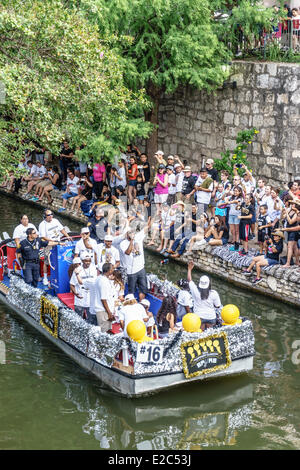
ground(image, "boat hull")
xmin=0 ymin=290 xmax=253 ymax=397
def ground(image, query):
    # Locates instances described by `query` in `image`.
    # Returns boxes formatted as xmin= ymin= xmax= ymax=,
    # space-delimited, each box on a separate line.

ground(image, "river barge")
xmin=0 ymin=237 xmax=255 ymax=397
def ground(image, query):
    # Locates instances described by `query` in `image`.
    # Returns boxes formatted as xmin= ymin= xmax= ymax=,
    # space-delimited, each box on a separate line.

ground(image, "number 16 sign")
xmin=136 ymin=343 xmax=164 ymax=364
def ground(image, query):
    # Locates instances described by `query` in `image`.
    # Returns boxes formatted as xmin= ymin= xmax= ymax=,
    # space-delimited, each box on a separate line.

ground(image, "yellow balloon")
xmin=182 ymin=313 xmax=201 ymax=333
xmin=221 ymin=304 xmax=241 ymax=326
xmin=136 ymin=335 xmax=152 ymax=343
xmin=127 ymin=320 xmax=146 ymax=342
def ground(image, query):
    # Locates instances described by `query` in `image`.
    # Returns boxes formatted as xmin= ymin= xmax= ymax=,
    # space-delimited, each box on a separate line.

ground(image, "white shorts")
xmin=154 ymin=193 xmax=168 ymax=204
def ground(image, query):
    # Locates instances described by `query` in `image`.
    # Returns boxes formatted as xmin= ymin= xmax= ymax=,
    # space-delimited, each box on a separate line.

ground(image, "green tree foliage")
xmin=214 ymin=128 xmax=260 ymax=176
xmin=0 ymin=0 xmax=152 ymax=176
xmin=79 ymin=0 xmax=232 ymax=157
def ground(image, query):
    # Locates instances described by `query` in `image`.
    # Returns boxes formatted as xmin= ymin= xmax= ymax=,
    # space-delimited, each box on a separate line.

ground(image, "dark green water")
xmin=0 ymin=197 xmax=300 ymax=450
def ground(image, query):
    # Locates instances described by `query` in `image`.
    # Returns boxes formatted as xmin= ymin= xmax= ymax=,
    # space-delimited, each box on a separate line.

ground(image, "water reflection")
xmin=65 ymin=376 xmax=254 ymax=450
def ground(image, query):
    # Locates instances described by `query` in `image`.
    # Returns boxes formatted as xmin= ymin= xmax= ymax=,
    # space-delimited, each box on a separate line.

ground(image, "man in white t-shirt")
xmin=166 ymin=166 xmax=176 ymax=205
xmin=75 ymin=262 xmax=115 ymax=332
xmin=59 ymin=169 xmax=80 ymax=212
xmin=24 ymin=161 xmax=47 ymax=197
xmin=13 ymin=214 xmax=37 ymax=246
xmin=118 ymin=294 xmax=148 ymax=338
xmin=38 ymin=209 xmax=71 ymax=285
xmin=174 ymin=163 xmax=184 ymax=202
xmin=120 ymin=228 xmax=148 ymax=300
xmin=96 ymin=234 xmax=120 ymax=272
xmin=70 ymin=252 xmax=97 ymax=324
xmin=187 ymin=261 xmax=221 ymax=330
xmin=75 ymin=227 xmax=98 ymax=265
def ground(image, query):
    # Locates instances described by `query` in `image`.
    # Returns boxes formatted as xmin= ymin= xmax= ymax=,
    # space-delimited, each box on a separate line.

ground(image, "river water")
xmin=0 ymin=196 xmax=299 ymax=450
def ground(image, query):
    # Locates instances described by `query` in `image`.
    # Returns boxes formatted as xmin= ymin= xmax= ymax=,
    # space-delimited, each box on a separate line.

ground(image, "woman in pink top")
xmin=153 ymin=164 xmax=169 ymax=212
xmin=93 ymin=162 xmax=106 ymax=198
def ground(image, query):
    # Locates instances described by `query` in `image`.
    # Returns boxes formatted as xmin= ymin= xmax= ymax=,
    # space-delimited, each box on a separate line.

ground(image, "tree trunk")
xmin=144 ymin=82 xmax=160 ymax=163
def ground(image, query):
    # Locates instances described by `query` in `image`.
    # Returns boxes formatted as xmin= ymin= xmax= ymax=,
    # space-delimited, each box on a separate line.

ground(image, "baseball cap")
xmin=166 ymin=165 xmax=174 ymax=171
xmin=104 ymin=234 xmax=113 ymax=241
xmin=140 ymin=299 xmax=150 ymax=308
xmin=200 ymin=167 xmax=208 ymax=172
xmin=81 ymin=227 xmax=90 ymax=234
xmin=158 ymin=164 xmax=166 ymax=169
xmin=174 ymin=163 xmax=181 ymax=169
xmin=198 ymin=275 xmax=210 ymax=289
xmin=167 ymin=155 xmax=174 ymax=160
xmin=183 ymin=166 xmax=191 ymax=172
xmin=72 ymin=257 xmax=81 ymax=264
xmin=80 ymin=251 xmax=91 ymax=260
xmin=125 ymin=294 xmax=135 ymax=301
xmin=155 ymin=150 xmax=164 ymax=156
xmin=206 ymin=158 xmax=214 ymax=164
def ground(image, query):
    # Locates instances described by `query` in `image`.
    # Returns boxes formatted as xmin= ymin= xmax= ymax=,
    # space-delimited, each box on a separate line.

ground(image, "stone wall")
xmin=158 ymin=60 xmax=300 ymax=185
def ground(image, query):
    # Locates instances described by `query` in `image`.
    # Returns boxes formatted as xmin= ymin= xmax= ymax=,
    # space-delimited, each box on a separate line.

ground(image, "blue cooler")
xmin=49 ymin=242 xmax=76 ymax=294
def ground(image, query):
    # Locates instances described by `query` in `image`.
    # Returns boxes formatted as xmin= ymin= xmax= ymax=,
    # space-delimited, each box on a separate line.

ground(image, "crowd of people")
xmin=3 ymin=142 xmax=300 ymax=288
xmin=13 ymin=208 xmax=225 ymax=337
xmin=9 ymin=136 xmax=300 ymax=338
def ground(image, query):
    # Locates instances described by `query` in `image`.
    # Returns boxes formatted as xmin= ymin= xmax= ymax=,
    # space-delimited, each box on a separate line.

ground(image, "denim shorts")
xmin=228 ymin=214 xmax=240 ymax=225
xmin=62 ymin=191 xmax=77 ymax=199
xmin=265 ymin=256 xmax=279 ymax=266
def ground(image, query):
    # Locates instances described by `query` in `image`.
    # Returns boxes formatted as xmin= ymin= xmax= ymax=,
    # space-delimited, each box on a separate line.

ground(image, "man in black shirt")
xmin=242 ymin=230 xmax=284 ymax=284
xmin=181 ymin=166 xmax=197 ymax=202
xmin=205 ymin=158 xmax=219 ymax=182
xmin=140 ymin=154 xmax=150 ymax=194
xmin=59 ymin=141 xmax=74 ymax=182
xmin=17 ymin=227 xmax=62 ymax=287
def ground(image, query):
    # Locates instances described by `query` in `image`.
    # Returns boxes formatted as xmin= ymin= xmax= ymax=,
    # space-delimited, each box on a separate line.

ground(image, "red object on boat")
xmin=6 ymin=245 xmax=17 ymax=270
xmin=39 ymin=258 xmax=51 ymax=277
xmin=111 ymin=322 xmax=122 ymax=334
xmin=57 ymin=292 xmax=75 ymax=310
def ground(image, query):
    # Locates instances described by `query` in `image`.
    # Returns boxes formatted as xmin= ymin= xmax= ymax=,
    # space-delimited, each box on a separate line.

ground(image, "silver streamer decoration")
xmin=132 ymin=320 xmax=255 ymax=376
xmin=7 ymin=275 xmax=255 ymax=377
xmin=147 ymin=273 xmax=179 ymax=298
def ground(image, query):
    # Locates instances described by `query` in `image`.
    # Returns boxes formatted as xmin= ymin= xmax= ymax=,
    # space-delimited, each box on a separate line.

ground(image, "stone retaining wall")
xmin=158 ymin=60 xmax=300 ymax=186
xmin=1 ymin=187 xmax=300 ymax=309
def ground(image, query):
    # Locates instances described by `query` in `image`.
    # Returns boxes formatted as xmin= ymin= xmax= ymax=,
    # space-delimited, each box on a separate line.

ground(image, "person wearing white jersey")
xmin=96 ymin=234 xmax=120 ymax=272
xmin=118 ymin=294 xmax=148 ymax=338
xmin=38 ymin=209 xmax=71 ymax=285
xmin=120 ymin=226 xmax=148 ymax=301
xmin=74 ymin=262 xmax=115 ymax=332
xmin=75 ymin=227 xmax=98 ymax=265
xmin=187 ymin=261 xmax=221 ymax=331
xmin=13 ymin=214 xmax=37 ymax=247
xmin=70 ymin=252 xmax=97 ymax=324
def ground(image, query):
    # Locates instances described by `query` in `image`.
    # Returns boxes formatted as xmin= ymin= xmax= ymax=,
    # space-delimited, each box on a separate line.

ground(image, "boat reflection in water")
xmin=62 ymin=375 xmax=253 ymax=450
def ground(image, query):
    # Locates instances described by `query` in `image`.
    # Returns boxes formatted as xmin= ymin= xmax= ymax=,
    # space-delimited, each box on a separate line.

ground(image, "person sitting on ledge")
xmin=58 ymin=169 xmax=80 ymax=212
xmin=196 ymin=214 xmax=229 ymax=247
xmin=242 ymin=230 xmax=284 ymax=285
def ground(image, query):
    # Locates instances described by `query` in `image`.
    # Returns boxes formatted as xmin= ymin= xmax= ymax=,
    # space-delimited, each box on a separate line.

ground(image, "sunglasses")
xmin=46 ymin=213 xmax=53 ymax=216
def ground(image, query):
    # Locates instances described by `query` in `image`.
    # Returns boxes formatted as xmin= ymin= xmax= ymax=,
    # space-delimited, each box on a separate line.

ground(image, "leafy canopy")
xmin=0 ymin=0 xmax=152 ymax=175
